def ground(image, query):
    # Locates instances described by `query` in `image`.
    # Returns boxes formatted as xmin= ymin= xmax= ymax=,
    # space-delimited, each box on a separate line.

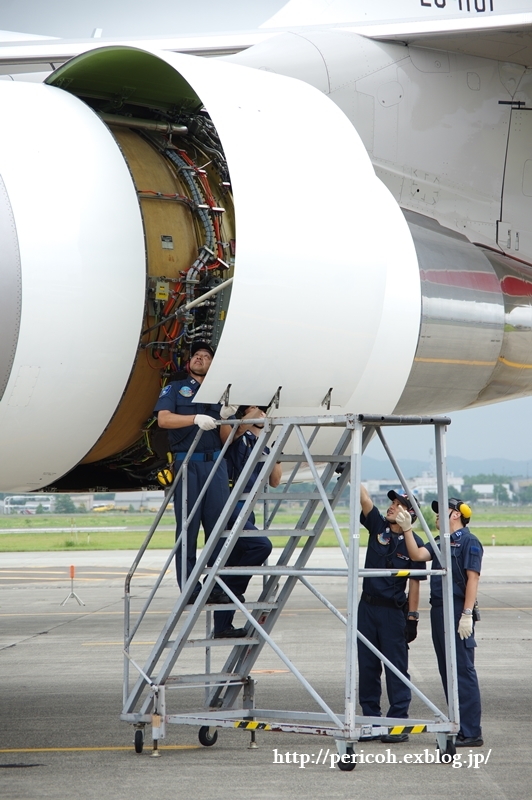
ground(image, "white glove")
xmin=194 ymin=414 xmax=217 ymax=431
xmin=220 ymin=404 xmax=238 ymax=420
xmin=458 ymin=613 xmax=473 ymax=640
xmin=395 ymin=508 xmax=412 ymax=531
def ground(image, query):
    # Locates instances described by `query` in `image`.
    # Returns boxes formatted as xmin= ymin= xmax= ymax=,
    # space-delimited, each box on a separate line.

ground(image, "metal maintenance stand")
xmin=121 ymin=414 xmax=459 ymax=768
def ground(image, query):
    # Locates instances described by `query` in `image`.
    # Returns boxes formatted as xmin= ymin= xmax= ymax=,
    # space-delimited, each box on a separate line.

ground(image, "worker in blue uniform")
xmin=401 ymin=497 xmax=484 ymax=747
xmin=212 ymin=405 xmax=282 ymax=638
xmin=358 ymin=487 xmax=426 ymax=743
xmin=155 ymin=341 xmax=233 ymax=603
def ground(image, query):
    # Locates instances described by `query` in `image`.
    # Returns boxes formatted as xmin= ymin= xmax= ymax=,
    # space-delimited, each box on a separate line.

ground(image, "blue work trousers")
xmin=430 ymin=601 xmax=482 ymax=739
xmin=211 ymin=502 xmax=272 ymax=635
xmin=173 ymin=459 xmax=230 ymax=590
xmin=357 ymin=600 xmax=411 ymax=719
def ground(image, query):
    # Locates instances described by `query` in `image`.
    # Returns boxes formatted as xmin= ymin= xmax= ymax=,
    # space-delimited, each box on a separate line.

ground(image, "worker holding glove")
xmin=155 ymin=342 xmax=233 ymax=598
xmin=357 ymin=487 xmax=426 ymax=743
xmin=393 ymin=507 xmax=420 ymax=643
xmin=401 ymin=497 xmax=484 ymax=748
xmin=458 ymin=611 xmax=473 ymax=639
xmin=194 ymin=414 xmax=218 ymax=431
xmin=220 ymin=404 xmax=239 ymax=421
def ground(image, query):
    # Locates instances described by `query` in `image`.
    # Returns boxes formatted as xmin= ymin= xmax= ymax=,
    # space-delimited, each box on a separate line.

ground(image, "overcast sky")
xmin=3 ymin=1 xmax=532 ymax=463
xmin=0 ymin=0 xmax=287 ymax=38
xmin=364 ymin=397 xmax=532 ymax=463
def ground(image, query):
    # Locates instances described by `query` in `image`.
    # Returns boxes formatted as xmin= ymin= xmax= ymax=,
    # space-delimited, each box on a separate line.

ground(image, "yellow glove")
xmin=458 ymin=613 xmax=473 ymax=639
xmin=395 ymin=508 xmax=412 ymax=531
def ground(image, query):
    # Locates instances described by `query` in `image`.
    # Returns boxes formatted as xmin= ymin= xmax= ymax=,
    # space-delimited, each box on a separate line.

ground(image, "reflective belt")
xmin=361 ymin=591 xmax=406 ymax=610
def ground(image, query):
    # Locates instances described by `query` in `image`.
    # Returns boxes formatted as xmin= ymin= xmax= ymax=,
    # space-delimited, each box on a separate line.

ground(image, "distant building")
xmin=471 ymin=483 xmax=514 ymax=504
xmin=410 ymin=473 xmax=464 ymax=501
xmin=114 ymin=491 xmax=165 ymax=512
xmin=362 ymin=474 xmax=463 ymax=507
xmin=3 ymin=495 xmax=56 ymax=514
xmin=3 ymin=494 xmax=93 ymax=514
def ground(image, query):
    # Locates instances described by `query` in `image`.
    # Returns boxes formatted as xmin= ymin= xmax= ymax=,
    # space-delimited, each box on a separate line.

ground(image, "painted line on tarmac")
xmin=0 ymin=575 xmax=115 ymax=583
xmin=83 ymin=642 xmax=157 ymax=646
xmin=0 ymin=528 xmax=128 ymax=534
xmin=82 ymin=642 xmax=287 ymax=647
xmin=0 ymin=570 xmax=160 ymax=575
xmin=0 ymin=611 xmax=173 ymax=617
xmin=0 ymin=746 xmax=200 ymax=753
xmin=1 ymin=607 xmax=531 ymax=622
xmin=0 ymin=578 xmax=168 ymax=584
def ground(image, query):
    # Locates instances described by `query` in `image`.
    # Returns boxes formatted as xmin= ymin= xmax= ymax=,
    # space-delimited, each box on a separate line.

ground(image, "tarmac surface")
xmin=0 ymin=546 xmax=531 ymax=800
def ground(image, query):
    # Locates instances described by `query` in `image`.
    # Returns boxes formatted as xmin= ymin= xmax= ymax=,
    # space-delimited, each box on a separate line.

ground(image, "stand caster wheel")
xmin=134 ymin=729 xmax=144 ymax=754
xmin=337 ymin=746 xmax=356 ymax=771
xmin=438 ymin=737 xmax=456 ymax=761
xmin=441 ymin=739 xmax=456 ymax=758
xmin=198 ymin=726 xmax=218 ymax=747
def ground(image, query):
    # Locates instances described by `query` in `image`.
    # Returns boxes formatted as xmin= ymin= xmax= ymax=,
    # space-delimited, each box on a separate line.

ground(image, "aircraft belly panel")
xmin=233 ymin=30 xmax=513 ymax=252
xmin=500 ymin=106 xmax=532 ymax=263
xmin=392 ymin=50 xmax=510 ymax=245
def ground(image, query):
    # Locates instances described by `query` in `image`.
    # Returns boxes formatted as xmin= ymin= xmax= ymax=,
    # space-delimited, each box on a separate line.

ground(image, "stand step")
xmin=165 ymin=672 xmax=247 ymax=686
xmin=175 ymin=637 xmax=260 ymax=648
xmin=185 ymin=601 xmax=278 ymax=611
xmin=255 ymin=492 xmax=333 ymax=501
xmin=220 ymin=529 xmax=315 ymax=538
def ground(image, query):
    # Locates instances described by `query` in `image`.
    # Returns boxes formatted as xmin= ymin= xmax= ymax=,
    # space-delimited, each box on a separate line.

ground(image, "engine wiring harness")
xmin=139 ymin=115 xmax=234 ymax=382
xmin=98 ymin=109 xmax=235 ymax=486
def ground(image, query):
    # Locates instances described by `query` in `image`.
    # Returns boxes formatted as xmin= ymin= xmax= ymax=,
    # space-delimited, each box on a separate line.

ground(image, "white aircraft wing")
xmin=0 ymin=30 xmax=276 ymax=77
xmin=260 ymin=0 xmax=532 ymax=67
xmin=347 ymin=12 xmax=532 ymax=67
xmin=2 ymin=5 xmax=532 ymax=74
xmin=0 ymin=30 xmax=58 ymax=42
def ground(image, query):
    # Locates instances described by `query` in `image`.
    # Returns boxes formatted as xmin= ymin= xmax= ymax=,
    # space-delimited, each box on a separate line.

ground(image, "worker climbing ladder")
xmin=121 ymin=413 xmax=460 ymax=768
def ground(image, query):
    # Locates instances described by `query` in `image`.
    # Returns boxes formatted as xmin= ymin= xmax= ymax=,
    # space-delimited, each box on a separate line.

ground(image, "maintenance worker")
xmin=400 ymin=498 xmax=483 ymax=747
xmin=358 ymin=487 xmax=426 ymax=743
xmin=212 ymin=405 xmax=282 ymax=639
xmin=155 ymin=341 xmax=233 ymax=603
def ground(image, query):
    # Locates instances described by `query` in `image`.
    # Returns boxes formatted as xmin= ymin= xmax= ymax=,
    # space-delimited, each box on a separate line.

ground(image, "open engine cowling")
xmin=0 ymin=46 xmax=419 ymax=492
xmin=4 ymin=44 xmax=532 ymax=493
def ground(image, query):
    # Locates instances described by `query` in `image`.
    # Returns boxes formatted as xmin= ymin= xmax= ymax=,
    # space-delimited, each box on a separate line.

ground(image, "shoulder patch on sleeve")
xmin=470 ymin=545 xmax=480 ymax=553
xmin=159 ymin=385 xmax=171 ymax=398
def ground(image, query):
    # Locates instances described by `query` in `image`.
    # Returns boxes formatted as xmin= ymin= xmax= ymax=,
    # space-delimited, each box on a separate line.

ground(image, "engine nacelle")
xmin=3 ymin=44 xmax=532 ymax=493
xmin=0 ymin=46 xmax=419 ymax=492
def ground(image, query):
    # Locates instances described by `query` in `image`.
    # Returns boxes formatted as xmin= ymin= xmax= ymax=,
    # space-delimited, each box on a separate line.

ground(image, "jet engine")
xmin=1 ymin=44 xmax=532 ymax=493
xmin=0 ymin=45 xmax=419 ymax=492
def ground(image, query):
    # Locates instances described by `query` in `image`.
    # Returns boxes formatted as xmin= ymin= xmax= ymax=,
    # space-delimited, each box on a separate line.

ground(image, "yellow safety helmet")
xmin=431 ymin=497 xmax=471 ymax=519
xmin=157 ymin=468 xmax=174 ymax=487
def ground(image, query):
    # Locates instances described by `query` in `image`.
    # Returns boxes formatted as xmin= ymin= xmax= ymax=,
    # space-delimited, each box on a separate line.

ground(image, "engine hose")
xmin=164 ymin=148 xmax=219 ymax=338
xmin=164 ymin=149 xmax=215 ymax=254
